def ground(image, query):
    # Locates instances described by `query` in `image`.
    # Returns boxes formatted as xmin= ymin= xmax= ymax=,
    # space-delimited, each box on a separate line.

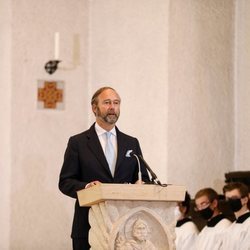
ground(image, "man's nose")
xmin=108 ymin=102 xmax=115 ymax=109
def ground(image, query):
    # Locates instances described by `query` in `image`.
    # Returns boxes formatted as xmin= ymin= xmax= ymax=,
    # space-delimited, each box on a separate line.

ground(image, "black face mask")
xmin=227 ymin=198 xmax=242 ymax=212
xmin=199 ymin=206 xmax=214 ymax=220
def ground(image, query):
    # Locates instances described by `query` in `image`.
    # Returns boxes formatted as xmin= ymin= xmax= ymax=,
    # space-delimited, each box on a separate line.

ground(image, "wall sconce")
xmin=44 ymin=60 xmax=61 ymax=74
xmin=44 ymin=32 xmax=80 ymax=74
xmin=45 ymin=32 xmax=60 ymax=74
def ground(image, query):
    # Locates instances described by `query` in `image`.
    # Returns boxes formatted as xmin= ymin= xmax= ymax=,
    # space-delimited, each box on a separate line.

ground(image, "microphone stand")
xmin=126 ymin=150 xmax=167 ymax=186
xmin=137 ymin=155 xmax=162 ymax=185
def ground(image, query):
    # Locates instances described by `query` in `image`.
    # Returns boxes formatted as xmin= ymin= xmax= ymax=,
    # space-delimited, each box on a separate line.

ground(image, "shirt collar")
xmin=95 ymin=122 xmax=117 ymax=136
xmin=176 ymin=217 xmax=192 ymax=227
xmin=207 ymin=214 xmax=225 ymax=227
xmin=236 ymin=211 xmax=250 ymax=224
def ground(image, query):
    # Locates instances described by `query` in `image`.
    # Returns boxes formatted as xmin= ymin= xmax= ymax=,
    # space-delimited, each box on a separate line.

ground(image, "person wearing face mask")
xmin=175 ymin=192 xmax=199 ymax=250
xmin=222 ymin=182 xmax=250 ymax=250
xmin=194 ymin=188 xmax=231 ymax=250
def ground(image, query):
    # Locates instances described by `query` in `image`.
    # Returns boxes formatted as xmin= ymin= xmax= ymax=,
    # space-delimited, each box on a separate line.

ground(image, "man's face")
xmin=133 ymin=223 xmax=148 ymax=242
xmin=92 ymin=89 xmax=121 ymax=126
xmin=225 ymin=188 xmax=249 ymax=214
xmin=225 ymin=188 xmax=241 ymax=200
xmin=195 ymin=195 xmax=211 ymax=211
xmin=195 ymin=195 xmax=217 ymax=220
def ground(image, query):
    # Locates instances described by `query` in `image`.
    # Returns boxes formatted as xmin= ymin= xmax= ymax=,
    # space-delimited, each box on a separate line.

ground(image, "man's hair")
xmin=223 ymin=182 xmax=249 ymax=198
xmin=91 ymin=86 xmax=116 ymax=105
xmin=195 ymin=187 xmax=219 ymax=202
xmin=132 ymin=218 xmax=148 ymax=232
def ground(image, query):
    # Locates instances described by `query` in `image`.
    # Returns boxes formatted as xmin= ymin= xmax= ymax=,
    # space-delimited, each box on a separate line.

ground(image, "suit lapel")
xmin=115 ymin=128 xmax=128 ymax=173
xmin=86 ymin=124 xmax=112 ymax=176
xmin=86 ymin=124 xmax=129 ymax=178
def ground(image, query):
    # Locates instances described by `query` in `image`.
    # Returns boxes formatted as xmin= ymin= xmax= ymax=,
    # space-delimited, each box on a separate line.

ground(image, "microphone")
xmin=126 ymin=150 xmax=162 ymax=185
xmin=126 ymin=150 xmax=142 ymax=184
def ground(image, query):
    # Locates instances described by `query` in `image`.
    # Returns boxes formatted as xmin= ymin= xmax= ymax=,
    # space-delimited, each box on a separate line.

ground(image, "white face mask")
xmin=174 ymin=206 xmax=182 ymax=220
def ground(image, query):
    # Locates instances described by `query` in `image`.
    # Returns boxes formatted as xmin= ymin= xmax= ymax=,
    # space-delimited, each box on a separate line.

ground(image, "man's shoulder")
xmin=243 ymin=214 xmax=250 ymax=227
xmin=181 ymin=220 xmax=199 ymax=231
xmin=116 ymin=127 xmax=138 ymax=141
xmin=69 ymin=125 xmax=95 ymax=141
xmin=216 ymin=217 xmax=232 ymax=229
xmin=70 ymin=131 xmax=87 ymax=139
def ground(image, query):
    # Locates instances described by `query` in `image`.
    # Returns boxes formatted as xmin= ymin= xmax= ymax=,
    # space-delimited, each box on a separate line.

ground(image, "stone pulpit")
xmin=77 ymin=184 xmax=186 ymax=250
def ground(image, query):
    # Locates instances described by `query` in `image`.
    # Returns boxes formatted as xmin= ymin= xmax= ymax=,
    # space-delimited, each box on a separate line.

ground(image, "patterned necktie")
xmin=105 ymin=132 xmax=115 ymax=176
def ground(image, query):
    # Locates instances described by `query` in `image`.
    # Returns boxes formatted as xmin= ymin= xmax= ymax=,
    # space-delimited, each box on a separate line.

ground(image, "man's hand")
xmin=85 ymin=180 xmax=102 ymax=189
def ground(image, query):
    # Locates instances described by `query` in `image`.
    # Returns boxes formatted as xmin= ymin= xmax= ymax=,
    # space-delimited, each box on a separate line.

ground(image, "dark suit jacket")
xmin=59 ymin=123 xmax=149 ymax=239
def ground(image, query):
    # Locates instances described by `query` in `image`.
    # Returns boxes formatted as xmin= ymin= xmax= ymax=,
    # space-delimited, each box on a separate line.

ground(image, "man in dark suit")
xmin=59 ymin=86 xmax=149 ymax=249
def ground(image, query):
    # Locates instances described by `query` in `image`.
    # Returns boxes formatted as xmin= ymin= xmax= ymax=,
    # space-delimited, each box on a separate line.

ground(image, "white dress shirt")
xmin=95 ymin=122 xmax=118 ymax=165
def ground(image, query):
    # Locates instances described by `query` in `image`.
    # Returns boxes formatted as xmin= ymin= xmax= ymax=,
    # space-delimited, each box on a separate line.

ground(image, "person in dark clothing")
xmin=59 ymin=86 xmax=149 ymax=249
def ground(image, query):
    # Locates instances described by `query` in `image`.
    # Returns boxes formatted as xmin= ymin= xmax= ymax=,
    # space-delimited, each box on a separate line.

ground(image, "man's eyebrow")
xmin=103 ymin=98 xmax=120 ymax=102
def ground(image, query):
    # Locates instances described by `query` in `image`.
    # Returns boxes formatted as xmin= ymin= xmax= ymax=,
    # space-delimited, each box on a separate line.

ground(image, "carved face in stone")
xmin=132 ymin=219 xmax=149 ymax=242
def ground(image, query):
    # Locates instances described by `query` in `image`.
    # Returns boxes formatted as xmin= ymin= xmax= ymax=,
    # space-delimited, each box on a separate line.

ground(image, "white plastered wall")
xmin=167 ymin=0 xmax=235 ymax=195
xmin=88 ymin=0 xmax=169 ymax=183
xmin=9 ymin=0 xmax=89 ymax=249
xmin=0 ymin=0 xmax=12 ymax=249
xmin=234 ymin=0 xmax=250 ymax=171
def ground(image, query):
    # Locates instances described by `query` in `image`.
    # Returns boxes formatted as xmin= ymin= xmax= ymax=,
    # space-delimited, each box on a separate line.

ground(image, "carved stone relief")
xmin=89 ymin=200 xmax=176 ymax=250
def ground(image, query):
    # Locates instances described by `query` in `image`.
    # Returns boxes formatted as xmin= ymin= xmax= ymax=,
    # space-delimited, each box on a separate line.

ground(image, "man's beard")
xmin=96 ymin=108 xmax=119 ymax=124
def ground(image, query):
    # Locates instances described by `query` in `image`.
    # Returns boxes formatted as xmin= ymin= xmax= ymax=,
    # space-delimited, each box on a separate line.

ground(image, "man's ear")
xmin=92 ymin=104 xmax=97 ymax=116
xmin=211 ymin=199 xmax=218 ymax=209
xmin=242 ymin=196 xmax=249 ymax=206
